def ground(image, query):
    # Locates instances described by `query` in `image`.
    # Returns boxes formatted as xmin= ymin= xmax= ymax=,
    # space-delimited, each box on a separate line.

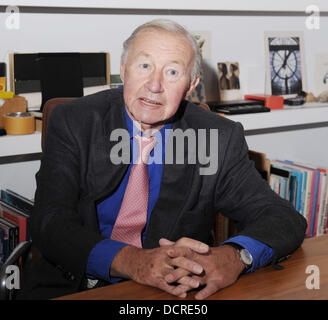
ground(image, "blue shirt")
xmin=86 ymin=107 xmax=273 ymax=281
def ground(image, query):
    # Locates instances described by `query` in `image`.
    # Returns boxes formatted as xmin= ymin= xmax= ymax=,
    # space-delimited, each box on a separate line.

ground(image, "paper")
xmin=18 ymin=92 xmax=42 ymax=111
xmin=19 ymin=85 xmax=111 ymax=111
xmin=83 ymin=85 xmax=110 ymax=96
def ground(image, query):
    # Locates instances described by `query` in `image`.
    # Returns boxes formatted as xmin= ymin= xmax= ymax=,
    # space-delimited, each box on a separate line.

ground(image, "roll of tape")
xmin=4 ymin=112 xmax=35 ymax=135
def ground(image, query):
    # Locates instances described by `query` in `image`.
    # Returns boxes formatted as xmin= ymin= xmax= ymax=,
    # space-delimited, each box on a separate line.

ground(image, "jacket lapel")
xmin=89 ymin=91 xmax=130 ymax=203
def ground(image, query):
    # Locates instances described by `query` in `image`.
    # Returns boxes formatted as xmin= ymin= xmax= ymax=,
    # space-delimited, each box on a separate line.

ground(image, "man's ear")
xmin=120 ymin=59 xmax=125 ymax=84
xmin=185 ymin=74 xmax=200 ymax=97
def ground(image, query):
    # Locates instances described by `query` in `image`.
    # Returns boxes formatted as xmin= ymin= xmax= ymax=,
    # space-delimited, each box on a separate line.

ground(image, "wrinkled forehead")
xmin=128 ymin=28 xmax=194 ymax=64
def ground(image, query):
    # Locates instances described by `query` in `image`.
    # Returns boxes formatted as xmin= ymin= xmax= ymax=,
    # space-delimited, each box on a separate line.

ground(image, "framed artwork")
xmin=264 ymin=32 xmax=306 ymax=97
xmin=217 ymin=62 xmax=242 ymax=101
xmin=314 ymin=53 xmax=328 ymax=96
xmin=186 ymin=31 xmax=209 ymax=104
xmin=186 ymin=70 xmax=206 ymax=104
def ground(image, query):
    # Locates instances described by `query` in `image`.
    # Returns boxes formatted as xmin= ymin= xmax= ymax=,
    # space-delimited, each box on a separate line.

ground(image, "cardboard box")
xmin=0 ymin=96 xmax=27 ymax=128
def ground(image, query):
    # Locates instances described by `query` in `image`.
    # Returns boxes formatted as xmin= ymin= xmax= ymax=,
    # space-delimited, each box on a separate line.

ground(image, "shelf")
xmin=224 ymin=103 xmax=328 ymax=132
xmin=1 ymin=103 xmax=328 ymax=158
xmin=2 ymin=0 xmax=327 ymax=12
xmin=0 ymin=131 xmax=41 ymax=157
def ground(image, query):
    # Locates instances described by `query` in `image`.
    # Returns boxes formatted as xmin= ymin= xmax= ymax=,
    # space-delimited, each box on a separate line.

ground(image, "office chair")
xmin=0 ymin=97 xmax=76 ymax=300
xmin=41 ymin=97 xmax=76 ymax=150
xmin=0 ymin=241 xmax=32 ymax=300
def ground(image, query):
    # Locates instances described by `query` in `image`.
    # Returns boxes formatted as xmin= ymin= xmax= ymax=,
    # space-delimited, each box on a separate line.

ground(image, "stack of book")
xmin=270 ymin=160 xmax=328 ymax=238
xmin=214 ymin=152 xmax=328 ymax=245
xmin=0 ymin=189 xmax=33 ymax=265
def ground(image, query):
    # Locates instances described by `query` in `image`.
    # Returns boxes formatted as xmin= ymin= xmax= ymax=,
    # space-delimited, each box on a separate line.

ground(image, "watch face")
xmin=240 ymin=249 xmax=253 ymax=266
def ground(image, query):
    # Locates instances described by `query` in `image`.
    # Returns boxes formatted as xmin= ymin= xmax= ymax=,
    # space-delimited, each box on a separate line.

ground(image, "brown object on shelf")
xmin=35 ymin=118 xmax=42 ymax=132
xmin=0 ymin=95 xmax=27 ymax=128
xmin=4 ymin=112 xmax=35 ymax=135
xmin=305 ymin=92 xmax=317 ymax=103
xmin=248 ymin=150 xmax=271 ymax=182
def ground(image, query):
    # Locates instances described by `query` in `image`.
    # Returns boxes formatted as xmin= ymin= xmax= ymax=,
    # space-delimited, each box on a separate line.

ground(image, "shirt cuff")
xmin=86 ymin=238 xmax=127 ymax=283
xmin=221 ymin=235 xmax=274 ymax=273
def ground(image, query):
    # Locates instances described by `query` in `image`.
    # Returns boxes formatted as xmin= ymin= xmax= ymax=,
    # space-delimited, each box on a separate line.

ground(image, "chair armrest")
xmin=0 ymin=241 xmax=32 ymax=300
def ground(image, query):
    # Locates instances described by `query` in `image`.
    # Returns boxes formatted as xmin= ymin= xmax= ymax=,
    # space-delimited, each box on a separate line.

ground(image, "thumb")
xmin=159 ymin=238 xmax=175 ymax=247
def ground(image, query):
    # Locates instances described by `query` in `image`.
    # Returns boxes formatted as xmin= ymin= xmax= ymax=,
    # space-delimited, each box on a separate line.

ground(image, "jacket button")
xmin=63 ymin=271 xmax=75 ymax=281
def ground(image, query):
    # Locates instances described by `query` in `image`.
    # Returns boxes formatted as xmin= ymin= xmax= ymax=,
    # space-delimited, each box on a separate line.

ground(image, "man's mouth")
xmin=140 ymin=97 xmax=162 ymax=106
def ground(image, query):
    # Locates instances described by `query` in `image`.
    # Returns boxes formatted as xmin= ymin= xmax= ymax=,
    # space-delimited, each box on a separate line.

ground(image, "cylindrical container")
xmin=4 ymin=112 xmax=35 ymax=135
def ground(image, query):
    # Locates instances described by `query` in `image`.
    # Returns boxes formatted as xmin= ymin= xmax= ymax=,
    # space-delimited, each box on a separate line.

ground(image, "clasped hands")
xmin=113 ymin=237 xmax=245 ymax=300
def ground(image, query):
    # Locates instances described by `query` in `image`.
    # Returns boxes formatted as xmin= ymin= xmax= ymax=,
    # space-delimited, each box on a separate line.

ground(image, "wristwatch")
xmin=224 ymin=242 xmax=253 ymax=274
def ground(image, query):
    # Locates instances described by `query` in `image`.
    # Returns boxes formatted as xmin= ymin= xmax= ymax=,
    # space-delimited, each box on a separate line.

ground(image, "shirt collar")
xmin=123 ymin=105 xmax=172 ymax=141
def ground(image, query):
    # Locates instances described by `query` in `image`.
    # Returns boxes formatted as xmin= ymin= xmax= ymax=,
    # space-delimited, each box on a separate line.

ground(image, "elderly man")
xmin=19 ymin=19 xmax=307 ymax=300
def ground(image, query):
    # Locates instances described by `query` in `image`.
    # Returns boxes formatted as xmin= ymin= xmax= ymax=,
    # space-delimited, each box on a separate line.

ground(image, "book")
xmin=0 ymin=227 xmax=5 ymax=265
xmin=0 ymin=222 xmax=9 ymax=264
xmin=0 ymin=189 xmax=34 ymax=214
xmin=0 ymin=200 xmax=28 ymax=243
xmin=313 ymin=169 xmax=326 ymax=236
xmin=0 ymin=217 xmax=19 ymax=262
xmin=270 ymin=166 xmax=290 ymax=200
xmin=248 ymin=150 xmax=271 ymax=182
xmin=270 ymin=160 xmax=304 ymax=213
xmin=0 ymin=189 xmax=33 ymax=240
xmin=291 ymin=165 xmax=328 ymax=236
xmin=283 ymin=161 xmax=321 ymax=237
xmin=272 ymin=160 xmax=314 ymax=236
xmin=324 ymin=187 xmax=328 ymax=234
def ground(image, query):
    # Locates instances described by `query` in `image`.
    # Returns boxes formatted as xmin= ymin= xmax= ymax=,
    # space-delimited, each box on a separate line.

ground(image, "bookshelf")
xmin=225 ymin=103 xmax=328 ymax=169
xmin=225 ymin=103 xmax=328 ymax=132
xmin=0 ymin=131 xmax=41 ymax=158
xmin=1 ymin=103 xmax=327 ymax=157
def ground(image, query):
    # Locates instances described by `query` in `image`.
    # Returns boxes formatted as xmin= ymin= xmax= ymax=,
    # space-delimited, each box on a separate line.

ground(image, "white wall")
xmin=0 ymin=6 xmax=328 ymax=198
xmin=1 ymin=8 xmax=328 ymax=95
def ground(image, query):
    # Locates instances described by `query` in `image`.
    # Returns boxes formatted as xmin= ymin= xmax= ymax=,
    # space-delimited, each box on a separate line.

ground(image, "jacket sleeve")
xmin=30 ymin=103 xmax=106 ymax=279
xmin=214 ymin=122 xmax=307 ymax=262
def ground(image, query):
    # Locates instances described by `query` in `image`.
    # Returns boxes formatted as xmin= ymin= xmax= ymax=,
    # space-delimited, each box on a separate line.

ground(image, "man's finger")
xmin=167 ymin=255 xmax=203 ymax=275
xmin=177 ymin=275 xmax=200 ymax=289
xmin=175 ymin=237 xmax=209 ymax=254
xmin=159 ymin=238 xmax=174 ymax=247
xmin=194 ymin=281 xmax=219 ymax=300
xmin=165 ymin=268 xmax=200 ymax=288
xmin=173 ymin=284 xmax=193 ymax=298
xmin=159 ymin=237 xmax=209 ymax=254
xmin=157 ymin=279 xmax=189 ymax=298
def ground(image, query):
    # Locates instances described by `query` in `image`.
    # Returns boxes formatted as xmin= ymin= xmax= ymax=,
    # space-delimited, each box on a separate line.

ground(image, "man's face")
xmin=120 ymin=29 xmax=199 ymax=132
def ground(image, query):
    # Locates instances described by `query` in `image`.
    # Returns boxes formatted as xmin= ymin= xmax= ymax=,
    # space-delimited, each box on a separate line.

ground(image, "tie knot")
xmin=135 ymin=134 xmax=157 ymax=164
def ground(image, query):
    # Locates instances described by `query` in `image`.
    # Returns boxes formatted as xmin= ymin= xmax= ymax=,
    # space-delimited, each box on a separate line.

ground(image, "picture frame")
xmin=186 ymin=31 xmax=209 ymax=104
xmin=314 ymin=53 xmax=328 ymax=96
xmin=264 ymin=31 xmax=306 ymax=98
xmin=217 ymin=61 xmax=242 ymax=101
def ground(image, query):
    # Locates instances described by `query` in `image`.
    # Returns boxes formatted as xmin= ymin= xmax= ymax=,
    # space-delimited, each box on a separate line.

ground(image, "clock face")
xmin=272 ymin=50 xmax=297 ymax=80
xmin=269 ymin=37 xmax=303 ymax=95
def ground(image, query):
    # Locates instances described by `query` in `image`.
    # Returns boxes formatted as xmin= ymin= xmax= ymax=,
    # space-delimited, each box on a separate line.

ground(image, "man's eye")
xmin=169 ymin=69 xmax=177 ymax=76
xmin=141 ymin=63 xmax=149 ymax=69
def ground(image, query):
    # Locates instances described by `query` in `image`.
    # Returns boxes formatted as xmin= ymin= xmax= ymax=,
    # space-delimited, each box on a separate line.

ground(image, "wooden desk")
xmin=57 ymin=235 xmax=328 ymax=300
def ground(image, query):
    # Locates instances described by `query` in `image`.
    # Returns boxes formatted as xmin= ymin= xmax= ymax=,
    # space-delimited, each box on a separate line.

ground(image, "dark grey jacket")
xmin=20 ymin=89 xmax=307 ymax=299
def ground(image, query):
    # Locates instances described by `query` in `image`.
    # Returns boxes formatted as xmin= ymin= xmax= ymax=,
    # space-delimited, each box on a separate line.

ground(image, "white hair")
xmin=121 ymin=19 xmax=202 ymax=82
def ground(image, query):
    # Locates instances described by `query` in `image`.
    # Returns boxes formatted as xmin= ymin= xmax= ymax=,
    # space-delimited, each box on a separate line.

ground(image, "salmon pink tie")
xmin=111 ymin=134 xmax=157 ymax=248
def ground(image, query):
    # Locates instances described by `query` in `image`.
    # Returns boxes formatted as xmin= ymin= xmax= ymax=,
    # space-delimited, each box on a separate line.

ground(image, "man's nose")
xmin=145 ymin=70 xmax=164 ymax=93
